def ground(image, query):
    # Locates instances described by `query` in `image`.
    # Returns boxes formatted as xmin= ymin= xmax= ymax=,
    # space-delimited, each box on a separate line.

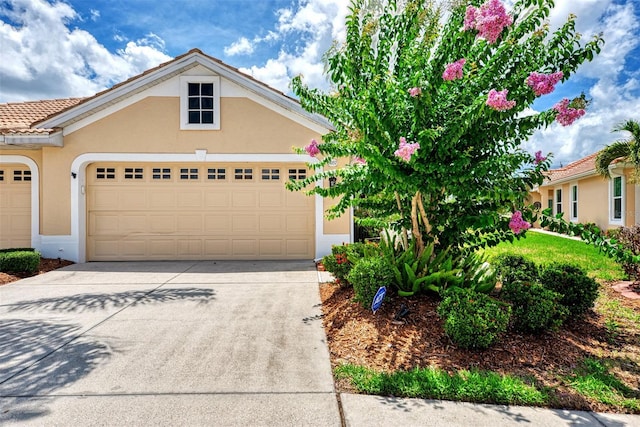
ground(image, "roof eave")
xmin=0 ymin=131 xmax=63 ymax=148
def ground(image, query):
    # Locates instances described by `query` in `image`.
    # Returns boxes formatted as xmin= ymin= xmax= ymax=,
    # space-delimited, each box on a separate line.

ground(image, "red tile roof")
xmin=545 ymin=152 xmax=599 ymax=183
xmin=0 ymin=98 xmax=84 ymax=134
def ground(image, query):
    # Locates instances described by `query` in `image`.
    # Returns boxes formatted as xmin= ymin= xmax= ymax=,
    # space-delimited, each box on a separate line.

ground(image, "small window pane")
xmin=0 ymin=170 xmax=4 ymax=181
xmin=188 ymin=111 xmax=200 ymax=124
xmin=188 ymin=83 xmax=199 ymax=96
xmin=202 ymin=111 xmax=214 ymax=123
xmin=614 ymin=199 xmax=622 ymax=219
xmin=613 ymin=177 xmax=622 ymax=197
xmin=188 ymin=98 xmax=200 ymax=109
xmin=201 ymin=97 xmax=213 ymax=109
xmin=201 ymin=83 xmax=214 ymax=96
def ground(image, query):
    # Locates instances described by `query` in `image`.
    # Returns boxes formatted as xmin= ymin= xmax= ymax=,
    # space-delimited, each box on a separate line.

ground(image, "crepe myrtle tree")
xmin=287 ymin=0 xmax=603 ymax=255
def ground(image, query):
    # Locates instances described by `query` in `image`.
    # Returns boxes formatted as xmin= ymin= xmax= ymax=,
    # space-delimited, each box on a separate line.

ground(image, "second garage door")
xmin=0 ymin=164 xmax=32 ymax=249
xmin=87 ymin=163 xmax=314 ymax=261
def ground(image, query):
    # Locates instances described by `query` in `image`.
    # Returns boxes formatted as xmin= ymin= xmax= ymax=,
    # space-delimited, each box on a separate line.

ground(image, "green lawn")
xmin=479 ymin=230 xmax=626 ymax=281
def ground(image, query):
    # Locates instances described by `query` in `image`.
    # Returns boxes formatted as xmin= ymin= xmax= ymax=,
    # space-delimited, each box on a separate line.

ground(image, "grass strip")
xmin=335 ymin=364 xmax=548 ymax=406
xmin=566 ymin=359 xmax=640 ymax=411
xmin=480 ymin=232 xmax=625 ymax=281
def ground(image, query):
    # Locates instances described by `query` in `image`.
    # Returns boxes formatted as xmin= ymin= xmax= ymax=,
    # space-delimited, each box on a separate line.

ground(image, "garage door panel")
xmin=286 ymin=214 xmax=312 ymax=232
xmin=90 ymin=213 xmax=119 ymax=235
xmin=121 ymin=215 xmax=149 ymax=234
xmin=259 ymin=190 xmax=284 ymax=208
xmin=119 ymin=190 xmax=147 ymax=210
xmin=259 ymin=215 xmax=283 ymax=232
xmin=204 ymin=239 xmax=230 ymax=256
xmin=149 ymin=239 xmax=175 ymax=256
xmin=149 ymin=191 xmax=177 ymax=208
xmin=259 ymin=240 xmax=283 ymax=256
xmin=178 ymin=239 xmax=202 ymax=256
xmin=204 ymin=214 xmax=230 ymax=232
xmin=232 ymin=191 xmax=257 ymax=208
xmin=177 ymin=214 xmax=203 ymax=232
xmin=10 ymin=192 xmax=30 ymax=208
xmin=121 ymin=240 xmax=147 ymax=257
xmin=205 ymin=192 xmax=229 ymax=208
xmin=232 ymin=240 xmax=257 ymax=256
xmin=287 ymin=240 xmax=312 ymax=257
xmin=87 ymin=162 xmax=314 ymax=260
xmin=149 ymin=215 xmax=175 ymax=233
xmin=232 ymin=215 xmax=257 ymax=233
xmin=177 ymin=190 xmax=203 ymax=208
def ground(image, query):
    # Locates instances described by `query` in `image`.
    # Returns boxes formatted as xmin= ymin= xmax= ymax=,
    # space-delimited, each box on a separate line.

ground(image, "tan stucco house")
xmin=0 ymin=49 xmax=351 ymax=262
xmin=530 ymin=152 xmax=639 ymax=231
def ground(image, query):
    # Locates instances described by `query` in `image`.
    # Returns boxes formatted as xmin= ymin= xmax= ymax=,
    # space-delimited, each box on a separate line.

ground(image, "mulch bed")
xmin=319 ymin=280 xmax=640 ymax=413
xmin=0 ymin=258 xmax=74 ymax=285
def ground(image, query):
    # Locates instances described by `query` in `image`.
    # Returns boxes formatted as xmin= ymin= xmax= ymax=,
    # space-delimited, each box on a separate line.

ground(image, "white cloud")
xmin=235 ymin=0 xmax=350 ymax=92
xmin=0 ymin=0 xmax=171 ymax=102
xmin=224 ymin=36 xmax=255 ymax=56
xmin=89 ymin=8 xmax=100 ymax=21
xmin=525 ymin=0 xmax=640 ymax=166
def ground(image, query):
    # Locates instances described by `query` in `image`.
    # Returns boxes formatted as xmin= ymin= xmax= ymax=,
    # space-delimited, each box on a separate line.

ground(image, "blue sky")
xmin=1 ymin=0 xmax=639 ymax=167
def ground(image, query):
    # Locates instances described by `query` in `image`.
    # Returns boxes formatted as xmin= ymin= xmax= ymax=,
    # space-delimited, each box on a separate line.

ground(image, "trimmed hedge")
xmin=0 ymin=250 xmax=41 ymax=273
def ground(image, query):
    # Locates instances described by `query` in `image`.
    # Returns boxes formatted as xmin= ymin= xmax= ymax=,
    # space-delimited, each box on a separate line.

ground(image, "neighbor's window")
xmin=555 ymin=188 xmax=562 ymax=215
xmin=180 ymin=76 xmax=220 ymax=130
xmin=570 ymin=184 xmax=578 ymax=220
xmin=612 ymin=176 xmax=623 ymax=221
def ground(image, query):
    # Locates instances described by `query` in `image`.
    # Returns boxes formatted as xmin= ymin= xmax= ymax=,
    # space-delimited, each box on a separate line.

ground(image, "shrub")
xmin=0 ymin=250 xmax=40 ymax=273
xmin=494 ymin=254 xmax=538 ymax=285
xmin=347 ymin=257 xmax=395 ymax=309
xmin=438 ymin=288 xmax=511 ymax=350
xmin=616 ymin=225 xmax=640 ymax=279
xmin=322 ymin=245 xmax=352 ymax=284
xmin=539 ymin=263 xmax=599 ymax=317
xmin=501 ymin=281 xmax=568 ymax=333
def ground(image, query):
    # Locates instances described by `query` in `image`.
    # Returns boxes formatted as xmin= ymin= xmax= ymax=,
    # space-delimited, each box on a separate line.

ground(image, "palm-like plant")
xmin=595 ymin=119 xmax=640 ymax=180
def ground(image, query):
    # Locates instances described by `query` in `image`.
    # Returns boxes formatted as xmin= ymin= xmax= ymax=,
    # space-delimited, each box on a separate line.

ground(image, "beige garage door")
xmin=0 ymin=164 xmax=32 ymax=249
xmin=87 ymin=163 xmax=314 ymax=261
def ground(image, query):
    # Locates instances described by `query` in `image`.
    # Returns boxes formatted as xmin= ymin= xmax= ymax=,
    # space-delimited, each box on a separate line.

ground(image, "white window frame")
xmin=609 ymin=174 xmax=625 ymax=225
xmin=554 ymin=187 xmax=563 ymax=216
xmin=179 ymin=76 xmax=221 ymax=130
xmin=570 ymin=183 xmax=578 ymax=222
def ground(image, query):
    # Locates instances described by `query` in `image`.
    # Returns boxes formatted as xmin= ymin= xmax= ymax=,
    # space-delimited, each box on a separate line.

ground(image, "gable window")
xmin=570 ymin=184 xmax=578 ymax=221
xmin=180 ymin=76 xmax=220 ymax=130
xmin=555 ymin=188 xmax=562 ymax=215
xmin=611 ymin=175 xmax=624 ymax=223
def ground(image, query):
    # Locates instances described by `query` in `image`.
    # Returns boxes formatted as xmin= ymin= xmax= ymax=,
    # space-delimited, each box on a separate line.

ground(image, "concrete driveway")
xmin=0 ymin=261 xmax=340 ymax=426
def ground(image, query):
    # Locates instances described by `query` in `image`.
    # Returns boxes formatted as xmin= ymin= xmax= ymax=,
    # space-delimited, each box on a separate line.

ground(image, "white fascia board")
xmin=0 ymin=132 xmax=63 ymax=147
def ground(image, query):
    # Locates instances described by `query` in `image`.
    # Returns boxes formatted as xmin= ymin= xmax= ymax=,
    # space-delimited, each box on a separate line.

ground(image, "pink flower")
xmin=464 ymin=0 xmax=512 ymax=44
xmin=486 ymin=89 xmax=516 ymax=111
xmin=442 ymin=58 xmax=466 ymax=81
xmin=534 ymin=151 xmax=547 ymax=165
xmin=408 ymin=87 xmax=422 ymax=97
xmin=394 ymin=137 xmax=420 ymax=162
xmin=353 ymin=156 xmax=367 ymax=165
xmin=463 ymin=6 xmax=477 ymax=31
xmin=304 ymin=139 xmax=320 ymax=157
xmin=509 ymin=211 xmax=531 ymax=235
xmin=526 ymin=71 xmax=564 ymax=96
xmin=553 ymin=98 xmax=585 ymax=126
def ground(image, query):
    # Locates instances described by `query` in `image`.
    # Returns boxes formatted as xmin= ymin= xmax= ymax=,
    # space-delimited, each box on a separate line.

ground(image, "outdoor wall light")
xmin=71 ymin=172 xmax=77 ymax=179
xmin=329 ymin=177 xmax=337 ymax=188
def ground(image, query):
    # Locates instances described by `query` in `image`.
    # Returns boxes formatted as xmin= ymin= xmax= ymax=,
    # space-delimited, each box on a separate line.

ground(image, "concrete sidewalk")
xmin=0 ymin=261 xmax=638 ymax=426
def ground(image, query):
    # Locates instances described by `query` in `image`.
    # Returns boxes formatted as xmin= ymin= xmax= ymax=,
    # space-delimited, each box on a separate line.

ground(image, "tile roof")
xmin=0 ymin=98 xmax=84 ymax=134
xmin=545 ymin=152 xmax=599 ymax=184
xmin=543 ymin=151 xmax=625 ymax=185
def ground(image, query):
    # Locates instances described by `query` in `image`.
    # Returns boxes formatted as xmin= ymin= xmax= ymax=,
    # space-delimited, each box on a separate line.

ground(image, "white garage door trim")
xmin=0 ymin=155 xmax=40 ymax=248
xmin=67 ymin=151 xmax=350 ymax=263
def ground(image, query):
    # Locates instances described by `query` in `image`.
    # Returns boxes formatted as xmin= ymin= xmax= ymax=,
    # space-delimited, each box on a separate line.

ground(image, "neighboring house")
xmin=529 ymin=152 xmax=639 ymax=231
xmin=0 ymin=49 xmax=351 ymax=262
